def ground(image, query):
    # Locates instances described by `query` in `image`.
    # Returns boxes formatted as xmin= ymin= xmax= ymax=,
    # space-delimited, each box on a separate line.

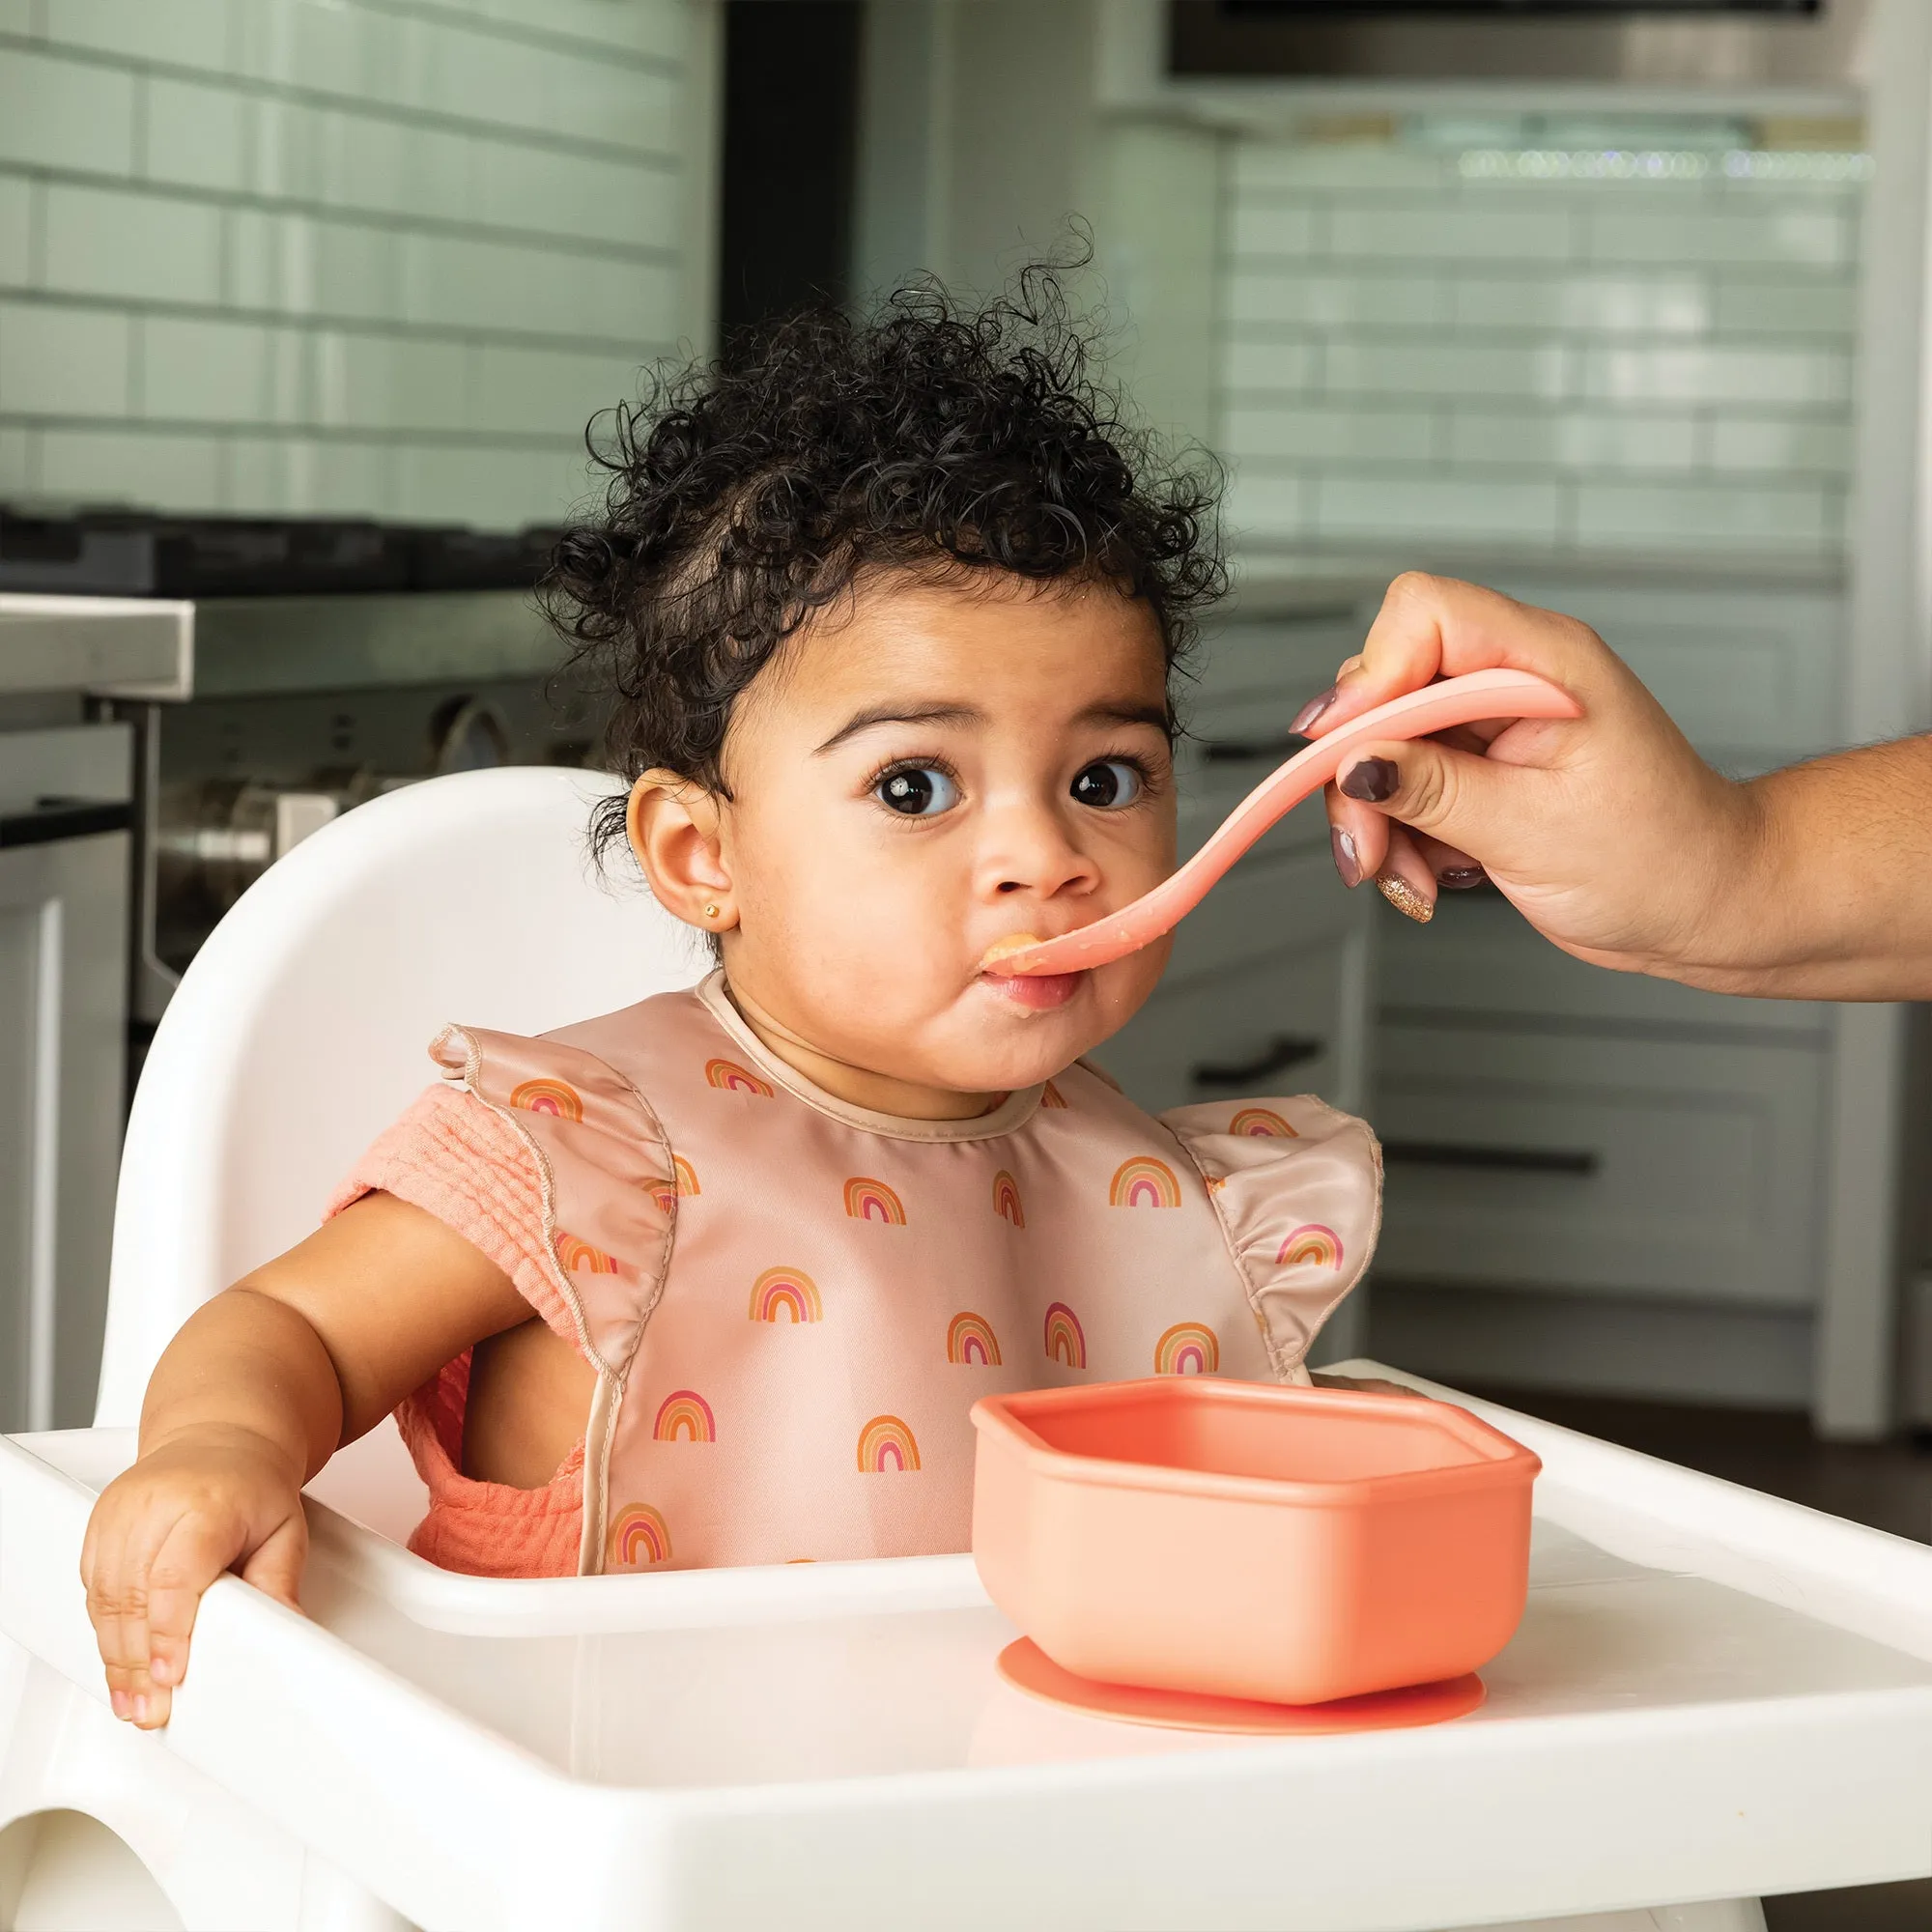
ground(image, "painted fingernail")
xmin=1339 ymin=756 xmax=1399 ymax=804
xmin=1378 ymin=874 xmax=1435 ymax=924
xmin=1437 ymin=865 xmax=1487 ymax=891
xmin=110 ymin=1689 xmax=130 ymax=1719
xmin=131 ymin=1693 xmax=150 ymax=1724
xmin=1290 ymin=686 xmax=1338 ymax=735
xmin=1330 ymin=826 xmax=1362 ymax=888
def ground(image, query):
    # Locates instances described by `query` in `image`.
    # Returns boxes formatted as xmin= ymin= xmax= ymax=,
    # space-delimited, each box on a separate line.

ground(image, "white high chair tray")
xmin=6 ymin=1364 xmax=1932 ymax=1932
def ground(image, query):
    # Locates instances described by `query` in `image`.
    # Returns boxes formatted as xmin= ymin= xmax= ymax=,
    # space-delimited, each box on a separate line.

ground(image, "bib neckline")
xmin=696 ymin=971 xmax=1046 ymax=1143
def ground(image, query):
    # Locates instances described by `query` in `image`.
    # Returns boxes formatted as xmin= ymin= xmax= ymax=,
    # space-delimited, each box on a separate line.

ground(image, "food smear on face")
xmin=980 ymin=932 xmax=1043 ymax=974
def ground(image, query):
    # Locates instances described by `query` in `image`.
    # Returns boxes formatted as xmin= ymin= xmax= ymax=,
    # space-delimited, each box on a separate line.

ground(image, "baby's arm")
xmin=81 ymin=1190 xmax=529 ymax=1729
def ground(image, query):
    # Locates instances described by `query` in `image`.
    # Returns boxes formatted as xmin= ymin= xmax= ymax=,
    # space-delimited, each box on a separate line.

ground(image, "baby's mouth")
xmin=979 ymin=935 xmax=1085 ymax=1013
xmin=982 ymin=968 xmax=1085 ymax=1012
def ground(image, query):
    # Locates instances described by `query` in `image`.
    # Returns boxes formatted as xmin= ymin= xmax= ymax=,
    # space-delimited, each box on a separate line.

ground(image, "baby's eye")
xmin=1070 ymin=759 xmax=1144 ymax=810
xmin=875 ymin=765 xmax=960 ymax=817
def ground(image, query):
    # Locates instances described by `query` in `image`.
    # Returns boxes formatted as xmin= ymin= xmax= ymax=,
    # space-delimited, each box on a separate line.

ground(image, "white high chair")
xmin=3 ymin=767 xmax=1931 ymax=1932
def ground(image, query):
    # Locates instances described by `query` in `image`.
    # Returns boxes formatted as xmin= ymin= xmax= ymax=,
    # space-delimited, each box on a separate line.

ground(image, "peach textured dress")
xmin=330 ymin=971 xmax=1382 ymax=1578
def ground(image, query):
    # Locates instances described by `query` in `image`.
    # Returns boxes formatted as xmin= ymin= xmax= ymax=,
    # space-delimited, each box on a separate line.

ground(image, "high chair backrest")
xmin=97 ymin=766 xmax=706 ymax=1426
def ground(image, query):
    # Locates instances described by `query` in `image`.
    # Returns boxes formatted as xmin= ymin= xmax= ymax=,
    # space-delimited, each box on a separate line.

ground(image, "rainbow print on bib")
xmin=1229 ymin=1106 xmax=1297 ymax=1139
xmin=991 ymin=1169 xmax=1025 ymax=1228
xmin=947 ymin=1310 xmax=1002 ymax=1366
xmin=555 ymin=1233 xmax=618 ymax=1275
xmin=649 ymin=1155 xmax=701 ymax=1217
xmin=1154 ymin=1321 xmax=1220 ymax=1376
xmin=510 ymin=1077 xmax=582 ymax=1121
xmin=1109 ymin=1154 xmax=1181 ymax=1208
xmin=653 ymin=1390 xmax=716 ymax=1442
xmin=1278 ymin=1223 xmax=1344 ymax=1268
xmin=858 ymin=1414 xmax=921 ymax=1472
xmin=704 ymin=1057 xmax=775 ymax=1097
xmin=750 ymin=1265 xmax=822 ymax=1322
xmin=609 ymin=1502 xmax=671 ymax=1567
xmin=1043 ymin=1300 xmax=1087 ymax=1369
xmin=844 ymin=1176 xmax=907 ymax=1225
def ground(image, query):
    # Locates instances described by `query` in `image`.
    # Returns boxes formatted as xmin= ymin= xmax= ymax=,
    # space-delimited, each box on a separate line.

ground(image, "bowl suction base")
xmin=996 ymin=1639 xmax=1486 ymax=1734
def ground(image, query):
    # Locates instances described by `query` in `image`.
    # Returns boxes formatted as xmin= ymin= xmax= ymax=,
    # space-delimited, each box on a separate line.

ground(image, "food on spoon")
xmin=980 ymin=932 xmax=1043 ymax=973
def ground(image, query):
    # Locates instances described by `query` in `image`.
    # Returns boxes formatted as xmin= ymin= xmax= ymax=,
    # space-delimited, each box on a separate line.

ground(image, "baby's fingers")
xmin=81 ymin=1506 xmax=166 ymax=1722
xmin=138 ymin=1507 xmax=262 ymax=1710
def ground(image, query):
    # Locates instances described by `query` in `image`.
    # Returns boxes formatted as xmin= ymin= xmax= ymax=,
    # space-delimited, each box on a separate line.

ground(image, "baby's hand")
xmin=80 ymin=1426 xmax=308 ymax=1729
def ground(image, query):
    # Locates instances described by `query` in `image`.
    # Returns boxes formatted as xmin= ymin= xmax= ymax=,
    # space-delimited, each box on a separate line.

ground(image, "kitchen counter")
xmin=1231 ymin=546 xmax=1850 ymax=600
xmin=0 ymin=590 xmax=562 ymax=702
xmin=0 ymin=595 xmax=191 ymax=698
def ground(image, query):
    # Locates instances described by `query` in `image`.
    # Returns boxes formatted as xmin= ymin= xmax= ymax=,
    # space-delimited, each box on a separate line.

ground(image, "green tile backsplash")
xmin=1218 ymin=124 xmax=1866 ymax=561
xmin=0 ymin=0 xmax=696 ymax=525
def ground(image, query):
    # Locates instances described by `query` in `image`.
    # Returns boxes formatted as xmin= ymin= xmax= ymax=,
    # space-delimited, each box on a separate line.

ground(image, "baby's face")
xmin=716 ymin=574 xmax=1177 ymax=1098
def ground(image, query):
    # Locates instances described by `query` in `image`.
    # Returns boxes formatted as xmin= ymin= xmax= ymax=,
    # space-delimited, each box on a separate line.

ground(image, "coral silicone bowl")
xmin=970 ymin=1378 xmax=1540 ymax=1707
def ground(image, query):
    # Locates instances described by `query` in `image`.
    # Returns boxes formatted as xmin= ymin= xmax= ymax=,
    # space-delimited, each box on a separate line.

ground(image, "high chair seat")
xmin=3 ymin=768 xmax=1930 ymax=1930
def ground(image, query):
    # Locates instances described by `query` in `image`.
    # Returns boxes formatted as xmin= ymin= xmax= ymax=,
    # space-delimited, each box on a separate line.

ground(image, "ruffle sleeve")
xmin=1161 ymin=1095 xmax=1382 ymax=1383
xmin=327 ymin=1024 xmax=676 ymax=1380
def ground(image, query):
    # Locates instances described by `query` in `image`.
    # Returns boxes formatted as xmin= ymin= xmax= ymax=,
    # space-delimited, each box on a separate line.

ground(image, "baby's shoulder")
xmin=1156 ymin=1093 xmax=1379 ymax=1170
xmin=1152 ymin=1092 xmax=1382 ymax=1290
xmin=429 ymin=983 xmax=720 ymax=1144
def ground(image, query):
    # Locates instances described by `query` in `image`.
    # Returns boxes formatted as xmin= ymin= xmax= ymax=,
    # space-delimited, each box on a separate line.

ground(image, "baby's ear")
xmin=627 ymin=771 xmax=734 ymax=935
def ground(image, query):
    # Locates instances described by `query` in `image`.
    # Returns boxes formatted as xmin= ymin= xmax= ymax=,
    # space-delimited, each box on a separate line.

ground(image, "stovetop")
xmin=0 ymin=507 xmax=560 ymax=598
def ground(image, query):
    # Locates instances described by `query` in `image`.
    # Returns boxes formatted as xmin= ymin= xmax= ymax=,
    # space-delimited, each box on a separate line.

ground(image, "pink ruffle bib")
xmin=333 ymin=972 xmax=1382 ymax=1577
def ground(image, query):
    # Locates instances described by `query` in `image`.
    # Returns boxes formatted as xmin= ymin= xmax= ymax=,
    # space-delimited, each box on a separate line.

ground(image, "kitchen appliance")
xmin=1172 ymin=0 xmax=1860 ymax=87
xmin=0 ymin=506 xmax=607 ymax=1076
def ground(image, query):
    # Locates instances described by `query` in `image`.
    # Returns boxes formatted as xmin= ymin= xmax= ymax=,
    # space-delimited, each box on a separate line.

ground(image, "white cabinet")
xmin=1375 ymin=1019 xmax=1827 ymax=1310
xmin=0 ymin=725 xmax=131 ymax=1431
xmin=1369 ymin=571 xmax=1845 ymax=1414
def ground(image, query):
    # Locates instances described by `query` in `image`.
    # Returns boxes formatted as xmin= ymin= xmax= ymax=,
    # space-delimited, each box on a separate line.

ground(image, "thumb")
xmin=1334 ymin=735 xmax=1527 ymax=853
xmin=236 ymin=1511 xmax=308 ymax=1614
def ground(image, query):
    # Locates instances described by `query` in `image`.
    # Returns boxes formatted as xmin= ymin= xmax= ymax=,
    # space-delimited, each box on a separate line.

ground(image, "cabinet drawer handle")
xmin=1383 ymin=1141 xmax=1599 ymax=1177
xmin=1200 ymin=731 xmax=1311 ymax=765
xmin=1190 ymin=1034 xmax=1324 ymax=1086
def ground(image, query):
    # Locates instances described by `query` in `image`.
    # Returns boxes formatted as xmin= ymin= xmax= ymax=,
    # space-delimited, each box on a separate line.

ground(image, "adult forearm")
xmin=1660 ymin=735 xmax=1932 ymax=1002
xmin=138 ymin=1286 xmax=346 ymax=1485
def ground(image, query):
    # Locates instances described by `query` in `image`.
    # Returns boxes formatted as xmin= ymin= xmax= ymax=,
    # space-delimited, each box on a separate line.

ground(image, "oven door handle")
xmin=0 ymin=798 xmax=132 ymax=849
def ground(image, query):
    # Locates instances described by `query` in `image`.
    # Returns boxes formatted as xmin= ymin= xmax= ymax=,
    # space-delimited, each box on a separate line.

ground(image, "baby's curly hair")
xmin=542 ymin=264 xmax=1226 ymax=855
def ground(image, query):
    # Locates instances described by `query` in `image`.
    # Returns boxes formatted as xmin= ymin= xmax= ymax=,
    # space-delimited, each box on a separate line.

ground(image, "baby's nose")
xmin=980 ymin=807 xmax=1098 ymax=901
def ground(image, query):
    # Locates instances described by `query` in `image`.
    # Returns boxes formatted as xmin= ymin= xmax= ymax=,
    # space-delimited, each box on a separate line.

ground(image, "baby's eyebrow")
xmin=813 ymin=703 xmax=981 ymax=753
xmin=1077 ymin=700 xmax=1173 ymax=735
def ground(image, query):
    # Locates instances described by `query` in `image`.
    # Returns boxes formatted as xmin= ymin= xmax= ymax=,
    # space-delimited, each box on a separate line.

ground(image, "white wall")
xmin=0 ymin=0 xmax=717 ymax=527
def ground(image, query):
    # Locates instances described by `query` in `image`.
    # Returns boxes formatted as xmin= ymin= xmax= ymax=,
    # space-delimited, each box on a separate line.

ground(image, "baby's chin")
xmin=921 ymin=1002 xmax=1110 ymax=1094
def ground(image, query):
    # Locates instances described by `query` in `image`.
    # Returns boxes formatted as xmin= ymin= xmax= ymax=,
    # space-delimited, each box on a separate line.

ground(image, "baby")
xmin=81 ymin=274 xmax=1382 ymax=1728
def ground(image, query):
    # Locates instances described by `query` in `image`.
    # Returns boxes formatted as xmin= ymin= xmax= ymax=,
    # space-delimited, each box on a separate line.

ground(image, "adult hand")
xmin=1296 ymin=573 xmax=1932 ymax=1002
xmin=1295 ymin=573 xmax=1751 ymax=980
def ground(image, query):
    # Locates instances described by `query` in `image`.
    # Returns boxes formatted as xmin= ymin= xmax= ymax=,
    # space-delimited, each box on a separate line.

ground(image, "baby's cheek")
xmin=1091 ymin=939 xmax=1172 ymax=1032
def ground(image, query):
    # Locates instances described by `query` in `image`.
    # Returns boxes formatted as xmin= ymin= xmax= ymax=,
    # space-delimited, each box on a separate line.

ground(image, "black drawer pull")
xmin=1200 ymin=731 xmax=1311 ymax=765
xmin=0 ymin=798 xmax=132 ymax=848
xmin=1383 ymin=1141 xmax=1599 ymax=1177
xmin=1190 ymin=1034 xmax=1324 ymax=1086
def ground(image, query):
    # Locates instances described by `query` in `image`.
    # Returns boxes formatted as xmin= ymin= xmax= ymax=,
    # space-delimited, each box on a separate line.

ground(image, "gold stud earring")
xmin=703 ymin=902 xmax=721 ymax=921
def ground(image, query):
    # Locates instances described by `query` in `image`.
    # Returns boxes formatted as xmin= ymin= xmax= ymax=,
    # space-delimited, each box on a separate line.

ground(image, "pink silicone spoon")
xmin=983 ymin=667 xmax=1580 ymax=978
